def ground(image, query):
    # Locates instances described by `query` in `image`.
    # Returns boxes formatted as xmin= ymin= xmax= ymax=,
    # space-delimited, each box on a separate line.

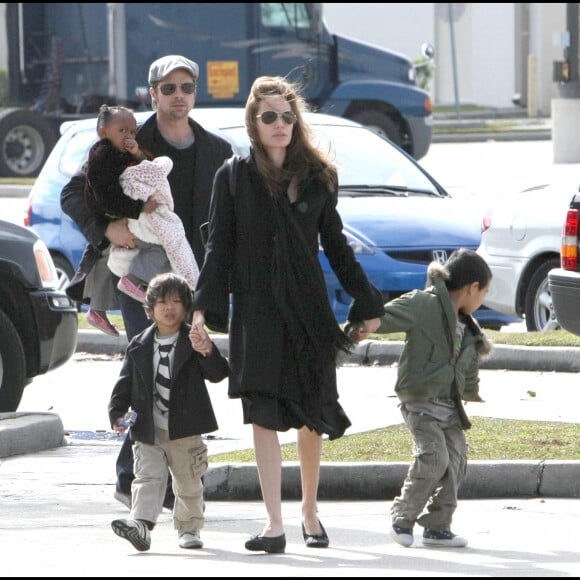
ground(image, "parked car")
xmin=24 ymin=108 xmax=515 ymax=329
xmin=476 ymin=182 xmax=574 ymax=331
xmin=548 ymin=188 xmax=580 ymax=335
xmin=0 ymin=219 xmax=78 ymax=411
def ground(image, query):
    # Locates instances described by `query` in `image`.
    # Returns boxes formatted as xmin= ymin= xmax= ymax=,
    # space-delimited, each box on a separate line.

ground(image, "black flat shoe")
xmin=245 ymin=533 xmax=286 ymax=553
xmin=302 ymin=521 xmax=330 ymax=548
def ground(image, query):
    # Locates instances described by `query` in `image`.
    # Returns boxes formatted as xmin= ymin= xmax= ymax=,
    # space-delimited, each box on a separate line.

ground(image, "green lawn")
xmin=210 ymin=417 xmax=580 ymax=463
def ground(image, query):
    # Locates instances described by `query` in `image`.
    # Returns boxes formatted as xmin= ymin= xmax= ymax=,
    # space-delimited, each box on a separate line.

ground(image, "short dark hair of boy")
xmin=444 ymin=248 xmax=492 ymax=291
xmin=144 ymin=273 xmax=193 ymax=318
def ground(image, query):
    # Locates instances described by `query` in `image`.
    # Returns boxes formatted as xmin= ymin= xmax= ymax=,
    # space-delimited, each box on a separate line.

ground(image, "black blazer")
xmin=108 ymin=322 xmax=229 ymax=443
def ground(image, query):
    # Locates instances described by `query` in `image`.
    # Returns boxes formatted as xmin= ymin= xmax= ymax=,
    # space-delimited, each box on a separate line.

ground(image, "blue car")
xmin=24 ymin=108 xmax=517 ymax=329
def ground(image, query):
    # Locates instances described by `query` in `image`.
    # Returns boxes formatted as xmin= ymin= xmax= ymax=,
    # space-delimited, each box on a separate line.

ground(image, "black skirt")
xmin=241 ymin=384 xmax=352 ymax=441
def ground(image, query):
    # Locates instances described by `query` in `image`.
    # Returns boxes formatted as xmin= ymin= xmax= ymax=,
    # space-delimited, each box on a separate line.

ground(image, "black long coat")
xmin=108 ymin=322 xmax=229 ymax=443
xmin=192 ymin=156 xmax=384 ymax=409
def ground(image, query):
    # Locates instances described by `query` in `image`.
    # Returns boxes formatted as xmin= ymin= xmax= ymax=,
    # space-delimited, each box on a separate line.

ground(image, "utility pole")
xmin=561 ymin=2 xmax=580 ymax=96
xmin=448 ymin=3 xmax=461 ymax=119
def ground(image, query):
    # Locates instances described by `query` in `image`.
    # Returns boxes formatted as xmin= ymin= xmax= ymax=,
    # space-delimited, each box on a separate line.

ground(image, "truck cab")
xmin=1 ymin=2 xmax=432 ymax=177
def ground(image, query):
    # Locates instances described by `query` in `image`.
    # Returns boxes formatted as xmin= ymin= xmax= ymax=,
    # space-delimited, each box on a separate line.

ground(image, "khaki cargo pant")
xmin=391 ymin=406 xmax=467 ymax=532
xmin=130 ymin=428 xmax=208 ymax=535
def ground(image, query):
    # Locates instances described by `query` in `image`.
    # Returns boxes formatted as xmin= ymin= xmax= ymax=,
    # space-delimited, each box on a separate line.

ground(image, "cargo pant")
xmin=130 ymin=428 xmax=208 ymax=534
xmin=391 ymin=406 xmax=467 ymax=532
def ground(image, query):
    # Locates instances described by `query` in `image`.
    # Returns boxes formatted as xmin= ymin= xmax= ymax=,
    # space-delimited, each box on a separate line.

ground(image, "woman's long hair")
xmin=245 ymin=76 xmax=337 ymax=195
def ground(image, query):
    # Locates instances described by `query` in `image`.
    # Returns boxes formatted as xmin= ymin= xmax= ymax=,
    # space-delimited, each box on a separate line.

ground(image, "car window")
xmin=222 ymin=123 xmax=439 ymax=193
xmin=313 ymin=125 xmax=438 ymax=192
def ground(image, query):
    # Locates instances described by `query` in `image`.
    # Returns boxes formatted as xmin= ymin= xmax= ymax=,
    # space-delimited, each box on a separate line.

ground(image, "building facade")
xmin=323 ymin=3 xmax=569 ymax=116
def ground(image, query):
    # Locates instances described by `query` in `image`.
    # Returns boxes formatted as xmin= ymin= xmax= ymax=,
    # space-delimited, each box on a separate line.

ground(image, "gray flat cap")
xmin=148 ymin=55 xmax=199 ymax=84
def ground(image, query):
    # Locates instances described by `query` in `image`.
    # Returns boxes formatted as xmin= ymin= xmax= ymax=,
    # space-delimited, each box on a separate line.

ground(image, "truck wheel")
xmin=350 ymin=110 xmax=403 ymax=149
xmin=0 ymin=309 xmax=27 ymax=412
xmin=524 ymin=257 xmax=561 ymax=332
xmin=0 ymin=108 xmax=58 ymax=178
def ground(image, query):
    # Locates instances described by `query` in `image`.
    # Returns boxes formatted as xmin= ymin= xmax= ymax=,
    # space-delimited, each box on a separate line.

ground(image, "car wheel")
xmin=51 ymin=254 xmax=75 ymax=292
xmin=524 ymin=257 xmax=561 ymax=332
xmin=0 ymin=309 xmax=27 ymax=412
xmin=52 ymin=254 xmax=82 ymax=311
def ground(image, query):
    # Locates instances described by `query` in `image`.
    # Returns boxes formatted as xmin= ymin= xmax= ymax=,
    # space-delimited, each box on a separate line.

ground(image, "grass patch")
xmin=0 ymin=177 xmax=35 ymax=185
xmin=365 ymin=329 xmax=580 ymax=348
xmin=210 ymin=417 xmax=580 ymax=463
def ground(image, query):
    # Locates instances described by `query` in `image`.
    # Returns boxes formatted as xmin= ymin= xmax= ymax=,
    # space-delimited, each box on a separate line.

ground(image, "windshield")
xmin=222 ymin=123 xmax=441 ymax=194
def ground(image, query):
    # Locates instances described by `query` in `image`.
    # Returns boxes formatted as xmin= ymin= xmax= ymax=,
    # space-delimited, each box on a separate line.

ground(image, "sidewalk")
xmin=2 ymin=442 xmax=579 ymax=577
xmin=3 ymin=441 xmax=579 ymax=577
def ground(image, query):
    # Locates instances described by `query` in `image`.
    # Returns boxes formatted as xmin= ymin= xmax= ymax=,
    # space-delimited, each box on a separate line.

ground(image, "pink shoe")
xmin=117 ymin=276 xmax=147 ymax=303
xmin=86 ymin=310 xmax=120 ymax=337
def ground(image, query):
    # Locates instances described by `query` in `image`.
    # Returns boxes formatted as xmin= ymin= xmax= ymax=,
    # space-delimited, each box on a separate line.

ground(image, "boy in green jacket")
xmin=349 ymin=248 xmax=493 ymax=548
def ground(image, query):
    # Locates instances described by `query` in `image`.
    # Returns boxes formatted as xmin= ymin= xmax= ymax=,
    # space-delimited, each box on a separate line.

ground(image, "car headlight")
xmin=33 ymin=239 xmax=59 ymax=288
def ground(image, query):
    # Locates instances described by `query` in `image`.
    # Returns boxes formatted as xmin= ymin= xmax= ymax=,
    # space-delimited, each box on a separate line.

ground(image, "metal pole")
xmin=448 ymin=3 xmax=460 ymax=119
xmin=566 ymin=2 xmax=579 ymax=84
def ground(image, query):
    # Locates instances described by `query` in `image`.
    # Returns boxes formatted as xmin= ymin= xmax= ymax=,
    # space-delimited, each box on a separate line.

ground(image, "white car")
xmin=476 ymin=181 xmax=575 ymax=331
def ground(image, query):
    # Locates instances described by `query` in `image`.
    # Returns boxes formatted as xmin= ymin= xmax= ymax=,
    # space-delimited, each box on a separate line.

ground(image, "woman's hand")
xmin=348 ymin=317 xmax=381 ymax=342
xmin=190 ymin=310 xmax=211 ymax=355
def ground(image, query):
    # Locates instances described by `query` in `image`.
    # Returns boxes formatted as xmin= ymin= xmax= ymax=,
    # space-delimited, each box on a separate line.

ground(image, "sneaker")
xmin=113 ymin=490 xmax=131 ymax=510
xmin=86 ymin=310 xmax=119 ymax=337
xmin=391 ymin=523 xmax=414 ymax=547
xmin=117 ymin=276 xmax=147 ymax=303
xmin=422 ymin=529 xmax=468 ymax=548
xmin=179 ymin=530 xmax=203 ymax=549
xmin=111 ymin=518 xmax=151 ymax=551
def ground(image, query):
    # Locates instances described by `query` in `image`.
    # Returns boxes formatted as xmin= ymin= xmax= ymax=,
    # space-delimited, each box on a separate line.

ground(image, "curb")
xmin=0 ymin=412 xmax=65 ymax=458
xmin=432 ymin=130 xmax=551 ymax=143
xmin=343 ymin=341 xmax=580 ymax=373
xmin=204 ymin=460 xmax=580 ymax=500
xmin=76 ymin=330 xmax=580 ymax=373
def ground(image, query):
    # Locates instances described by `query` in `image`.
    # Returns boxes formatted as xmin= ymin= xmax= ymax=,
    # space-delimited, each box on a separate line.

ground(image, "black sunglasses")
xmin=158 ymin=82 xmax=196 ymax=96
xmin=256 ymin=110 xmax=297 ymax=125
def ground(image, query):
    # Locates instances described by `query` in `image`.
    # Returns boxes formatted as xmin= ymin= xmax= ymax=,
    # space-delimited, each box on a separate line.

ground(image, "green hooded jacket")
xmin=376 ymin=261 xmax=493 ymax=428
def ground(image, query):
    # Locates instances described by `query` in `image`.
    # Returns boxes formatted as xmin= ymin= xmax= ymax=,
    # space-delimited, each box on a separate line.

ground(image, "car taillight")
xmin=561 ymin=209 xmax=579 ymax=270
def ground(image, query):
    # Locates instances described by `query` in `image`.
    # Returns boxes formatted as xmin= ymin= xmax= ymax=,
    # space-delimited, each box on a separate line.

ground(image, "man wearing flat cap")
xmin=61 ymin=54 xmax=233 ymax=510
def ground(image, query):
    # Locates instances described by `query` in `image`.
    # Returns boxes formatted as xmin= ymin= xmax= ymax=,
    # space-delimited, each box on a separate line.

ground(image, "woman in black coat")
xmin=190 ymin=76 xmax=384 ymax=553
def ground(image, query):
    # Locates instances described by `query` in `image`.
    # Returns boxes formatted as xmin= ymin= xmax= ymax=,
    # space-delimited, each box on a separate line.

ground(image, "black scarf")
xmin=271 ymin=192 xmax=354 ymax=386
